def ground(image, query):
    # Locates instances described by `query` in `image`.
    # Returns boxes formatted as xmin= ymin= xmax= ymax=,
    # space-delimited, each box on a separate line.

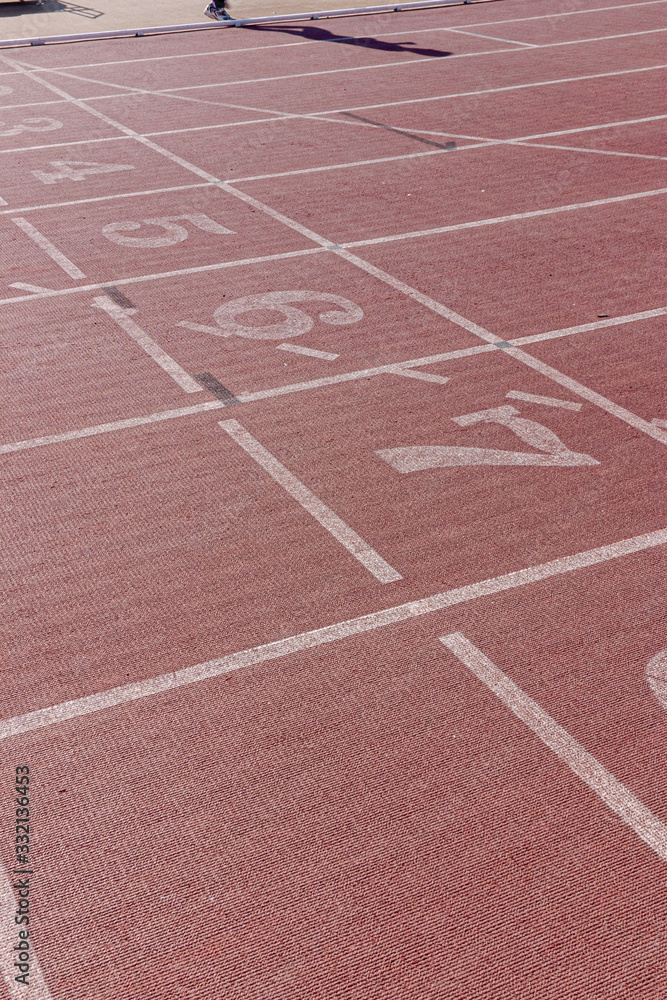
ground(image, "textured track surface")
xmin=0 ymin=1 xmax=666 ymax=997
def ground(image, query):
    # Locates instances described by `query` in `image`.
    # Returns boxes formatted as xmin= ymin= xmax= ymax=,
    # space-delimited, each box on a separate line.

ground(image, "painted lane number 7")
xmin=377 ymin=405 xmax=598 ymax=470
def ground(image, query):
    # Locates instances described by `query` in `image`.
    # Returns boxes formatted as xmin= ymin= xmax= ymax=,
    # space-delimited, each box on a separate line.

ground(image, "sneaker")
xmin=204 ymin=2 xmax=233 ymax=19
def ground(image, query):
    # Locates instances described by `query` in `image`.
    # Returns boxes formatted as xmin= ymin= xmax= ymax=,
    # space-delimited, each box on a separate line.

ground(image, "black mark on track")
xmin=103 ymin=286 xmax=136 ymax=310
xmin=195 ymin=373 xmax=239 ymax=404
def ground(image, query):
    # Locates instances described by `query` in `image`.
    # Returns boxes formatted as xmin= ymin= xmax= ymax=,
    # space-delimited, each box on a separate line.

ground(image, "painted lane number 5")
xmin=102 ymin=213 xmax=234 ymax=248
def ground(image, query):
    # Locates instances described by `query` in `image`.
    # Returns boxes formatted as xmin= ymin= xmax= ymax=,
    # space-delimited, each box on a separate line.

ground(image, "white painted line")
xmin=340 ymin=189 xmax=667 ymax=249
xmin=439 ymin=633 xmax=667 ymax=863
xmin=516 ymin=114 xmax=667 ymax=143
xmin=512 ymin=307 xmax=667 ymax=345
xmin=277 ymin=343 xmax=339 ymax=360
xmin=4 ymin=54 xmax=664 ymax=455
xmin=0 ymin=247 xmax=326 ymax=309
xmin=515 ymin=140 xmax=667 ymax=163
xmin=466 ymin=0 xmax=667 ymax=28
xmin=0 ymin=347 xmax=494 ymax=458
xmin=0 ymin=183 xmax=213 ymax=217
xmin=312 ymin=63 xmax=667 ymax=118
xmin=91 ymin=296 xmax=203 ymax=394
xmin=0 ymin=865 xmax=52 ymax=1000
xmin=503 ymin=346 xmax=667 ymax=446
xmin=387 ymin=366 xmax=450 ymax=384
xmin=0 ymin=400 xmax=228 ymax=456
xmin=0 ymin=135 xmax=127 ymax=156
xmin=11 ymin=217 xmax=85 ymax=280
xmin=40 ymin=27 xmax=667 ymax=99
xmin=2 ymin=526 xmax=666 ymax=741
xmin=448 ymin=28 xmax=537 ymax=46
xmin=0 ymin=195 xmax=7 ymax=206
xmin=230 ymin=144 xmax=467 ymax=184
xmin=8 ymin=282 xmax=53 ymax=294
xmin=506 ymin=391 xmax=582 ymax=411
xmin=328 ymin=250 xmax=667 ymax=448
xmin=23 ymin=0 xmax=666 ymax=76
xmin=219 ymin=418 xmax=402 ymax=584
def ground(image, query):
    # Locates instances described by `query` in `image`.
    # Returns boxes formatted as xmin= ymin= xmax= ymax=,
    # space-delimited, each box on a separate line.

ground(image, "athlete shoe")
xmin=204 ymin=2 xmax=233 ymax=19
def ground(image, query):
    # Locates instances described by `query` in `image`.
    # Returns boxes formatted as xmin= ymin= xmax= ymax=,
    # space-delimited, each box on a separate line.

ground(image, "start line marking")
xmin=0 ymin=525 xmax=665 ymax=741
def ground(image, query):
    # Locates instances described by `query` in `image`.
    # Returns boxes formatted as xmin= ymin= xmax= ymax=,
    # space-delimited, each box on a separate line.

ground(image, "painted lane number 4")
xmin=32 ymin=160 xmax=135 ymax=184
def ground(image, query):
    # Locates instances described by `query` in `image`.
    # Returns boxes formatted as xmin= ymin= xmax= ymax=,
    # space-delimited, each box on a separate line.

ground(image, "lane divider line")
xmin=11 ymin=217 xmax=85 ymax=280
xmin=91 ymin=296 xmax=203 ymax=394
xmin=439 ymin=632 xmax=667 ymax=863
xmin=219 ymin=418 xmax=402 ymax=584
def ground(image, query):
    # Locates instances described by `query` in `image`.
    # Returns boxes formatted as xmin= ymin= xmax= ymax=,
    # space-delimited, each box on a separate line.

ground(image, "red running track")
xmin=0 ymin=0 xmax=666 ymax=996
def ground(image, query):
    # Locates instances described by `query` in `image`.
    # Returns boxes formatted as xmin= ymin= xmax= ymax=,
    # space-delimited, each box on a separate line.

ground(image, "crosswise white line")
xmin=1 ymin=526 xmax=666 ymax=740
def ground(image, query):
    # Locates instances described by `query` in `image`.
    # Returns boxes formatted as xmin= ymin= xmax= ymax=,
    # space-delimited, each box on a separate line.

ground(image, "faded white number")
xmin=0 ymin=87 xmax=12 ymax=98
xmin=32 ymin=160 xmax=135 ymax=184
xmin=210 ymin=291 xmax=364 ymax=340
xmin=378 ymin=404 xmax=598 ymax=471
xmin=0 ymin=117 xmax=62 ymax=138
xmin=102 ymin=213 xmax=234 ymax=248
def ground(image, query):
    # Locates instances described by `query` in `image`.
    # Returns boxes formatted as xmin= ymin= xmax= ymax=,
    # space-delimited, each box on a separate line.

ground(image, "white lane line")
xmin=219 ymin=418 xmax=402 ymax=584
xmin=24 ymin=0 xmax=667 ymax=75
xmin=0 ymin=866 xmax=52 ymax=1000
xmin=11 ymin=217 xmax=85 ymax=280
xmin=229 ymin=144 xmax=474 ymax=185
xmin=8 ymin=282 xmax=53 ymax=294
xmin=5 ymin=56 xmax=664 ymax=452
xmin=48 ymin=27 xmax=667 ymax=99
xmin=440 ymin=633 xmax=667 ymax=863
xmin=0 ymin=400 xmax=228 ymax=456
xmin=0 ymin=297 xmax=661 ymax=458
xmin=506 ymin=391 xmax=582 ymax=411
xmin=277 ymin=343 xmax=339 ymax=360
xmin=311 ymin=63 xmax=667 ymax=118
xmin=2 ymin=526 xmax=666 ymax=741
xmin=387 ymin=366 xmax=450 ymax=384
xmin=0 ymin=135 xmax=128 ymax=156
xmin=512 ymin=307 xmax=667 ymax=345
xmin=29 ymin=0 xmax=667 ymax=73
xmin=332 ymin=249 xmax=667 ymax=448
xmin=367 ymin=112 xmax=667 ymax=144
xmin=514 ymin=139 xmax=667 ymax=163
xmin=448 ymin=28 xmax=537 ymax=47
xmin=0 ymin=183 xmax=213 ymax=217
xmin=503 ymin=346 xmax=667 ymax=446
xmin=4 ymin=63 xmax=665 ymax=149
xmin=0 ymin=247 xmax=326 ymax=309
xmin=339 ymin=189 xmax=667 ymax=249
xmin=515 ymin=113 xmax=667 ymax=142
xmin=91 ymin=296 xmax=203 ymax=394
xmin=0 ymin=347 xmax=495 ymax=457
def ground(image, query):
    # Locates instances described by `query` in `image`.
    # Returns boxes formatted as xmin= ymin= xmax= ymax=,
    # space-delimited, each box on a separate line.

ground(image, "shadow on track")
xmin=244 ymin=24 xmax=452 ymax=58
